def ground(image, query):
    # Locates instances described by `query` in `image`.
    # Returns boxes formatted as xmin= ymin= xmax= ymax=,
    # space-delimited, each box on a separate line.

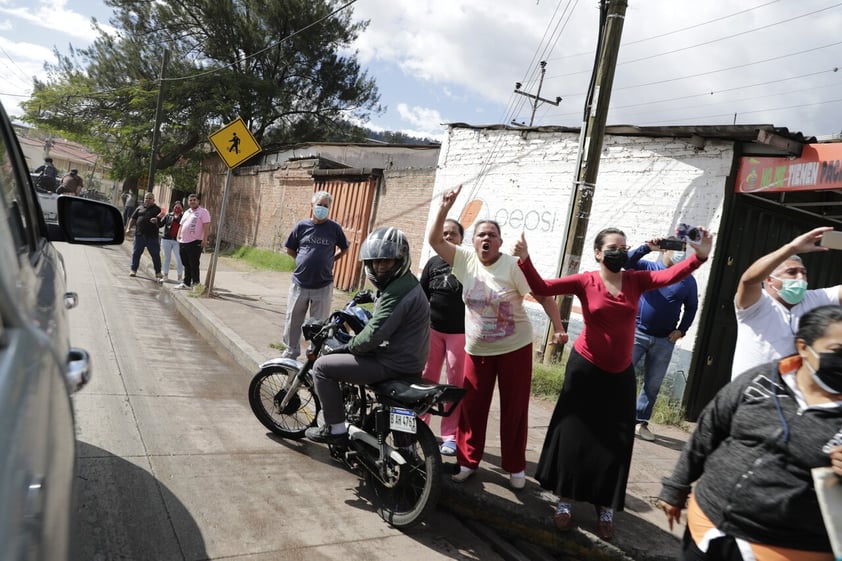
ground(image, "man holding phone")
xmin=625 ymin=238 xmax=698 ymax=441
xmin=731 ymin=226 xmax=842 ymax=379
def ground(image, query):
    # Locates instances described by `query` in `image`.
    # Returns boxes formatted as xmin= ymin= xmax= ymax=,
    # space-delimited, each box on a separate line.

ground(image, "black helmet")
xmin=359 ymin=227 xmax=410 ymax=289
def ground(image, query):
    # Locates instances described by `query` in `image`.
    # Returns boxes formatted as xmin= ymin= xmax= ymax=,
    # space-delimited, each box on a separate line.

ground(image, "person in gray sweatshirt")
xmin=658 ymin=304 xmax=842 ymax=560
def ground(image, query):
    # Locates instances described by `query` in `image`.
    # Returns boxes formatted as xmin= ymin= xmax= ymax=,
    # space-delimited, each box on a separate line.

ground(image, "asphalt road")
xmin=62 ymin=241 xmax=509 ymax=561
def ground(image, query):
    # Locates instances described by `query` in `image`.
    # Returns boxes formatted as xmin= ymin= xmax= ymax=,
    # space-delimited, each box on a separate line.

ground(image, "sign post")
xmin=203 ymin=118 xmax=261 ymax=296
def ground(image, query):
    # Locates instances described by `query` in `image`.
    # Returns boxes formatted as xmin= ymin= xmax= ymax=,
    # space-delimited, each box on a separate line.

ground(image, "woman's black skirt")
xmin=535 ymin=348 xmax=636 ymax=510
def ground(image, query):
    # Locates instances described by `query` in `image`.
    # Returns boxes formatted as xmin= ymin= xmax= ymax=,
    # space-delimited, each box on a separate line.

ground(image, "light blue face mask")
xmin=671 ymin=251 xmax=686 ymax=264
xmin=313 ymin=205 xmax=329 ymax=220
xmin=770 ymin=276 xmax=807 ymax=305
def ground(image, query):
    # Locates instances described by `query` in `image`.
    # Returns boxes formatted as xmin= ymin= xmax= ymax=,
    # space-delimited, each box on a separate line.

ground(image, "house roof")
xmin=445 ymin=122 xmax=816 ymax=151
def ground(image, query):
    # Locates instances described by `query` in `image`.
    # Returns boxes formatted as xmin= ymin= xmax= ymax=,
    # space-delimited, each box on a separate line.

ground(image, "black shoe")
xmin=305 ymin=425 xmax=348 ymax=445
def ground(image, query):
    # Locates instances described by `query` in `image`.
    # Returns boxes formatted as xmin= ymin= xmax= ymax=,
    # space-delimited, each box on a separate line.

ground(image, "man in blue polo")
xmin=281 ymin=191 xmax=349 ymax=360
xmin=626 ymin=239 xmax=698 ymax=441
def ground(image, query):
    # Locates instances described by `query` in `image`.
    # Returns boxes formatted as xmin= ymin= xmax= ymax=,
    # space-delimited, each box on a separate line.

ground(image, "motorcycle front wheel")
xmin=248 ymin=365 xmax=319 ymax=439
xmin=366 ymin=419 xmax=441 ymax=528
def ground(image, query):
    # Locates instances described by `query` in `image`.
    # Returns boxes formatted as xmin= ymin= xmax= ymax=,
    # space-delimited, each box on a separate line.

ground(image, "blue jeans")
xmin=161 ymin=238 xmax=182 ymax=277
xmin=631 ymin=329 xmax=674 ymax=423
xmin=131 ymin=234 xmax=161 ymax=274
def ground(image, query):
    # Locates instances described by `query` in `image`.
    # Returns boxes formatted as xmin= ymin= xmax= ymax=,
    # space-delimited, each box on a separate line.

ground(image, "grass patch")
xmin=530 ymin=354 xmax=688 ymax=429
xmin=225 ymin=245 xmax=295 ymax=272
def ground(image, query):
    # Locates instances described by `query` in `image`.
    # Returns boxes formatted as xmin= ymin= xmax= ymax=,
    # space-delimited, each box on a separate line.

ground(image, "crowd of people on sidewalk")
xmin=123 ymin=191 xmax=211 ymax=290
xmin=123 ymin=182 xmax=842 ymax=559
xmin=289 ymin=184 xmax=842 ymax=557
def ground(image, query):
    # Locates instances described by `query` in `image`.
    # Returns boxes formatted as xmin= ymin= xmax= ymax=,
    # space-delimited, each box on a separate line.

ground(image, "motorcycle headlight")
xmin=302 ymin=320 xmax=323 ymax=341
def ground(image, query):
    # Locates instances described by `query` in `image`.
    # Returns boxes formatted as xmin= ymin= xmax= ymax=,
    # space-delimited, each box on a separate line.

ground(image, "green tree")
xmin=23 ymin=0 xmax=381 ymax=192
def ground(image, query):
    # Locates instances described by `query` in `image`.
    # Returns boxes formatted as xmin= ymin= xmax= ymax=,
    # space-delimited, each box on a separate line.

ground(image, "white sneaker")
xmin=174 ymin=283 xmax=189 ymax=290
xmin=509 ymin=471 xmax=526 ymax=490
xmin=451 ymin=467 xmax=475 ymax=483
xmin=635 ymin=423 xmax=655 ymax=441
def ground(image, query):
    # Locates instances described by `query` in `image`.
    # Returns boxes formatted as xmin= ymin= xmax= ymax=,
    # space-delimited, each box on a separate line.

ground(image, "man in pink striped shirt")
xmin=175 ymin=193 xmax=211 ymax=290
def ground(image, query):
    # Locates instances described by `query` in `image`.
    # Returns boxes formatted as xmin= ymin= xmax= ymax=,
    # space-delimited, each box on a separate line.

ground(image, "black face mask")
xmin=807 ymin=347 xmax=842 ymax=394
xmin=601 ymin=248 xmax=627 ymax=273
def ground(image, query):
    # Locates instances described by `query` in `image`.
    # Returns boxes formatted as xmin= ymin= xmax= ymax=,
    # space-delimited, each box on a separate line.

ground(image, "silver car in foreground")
xmin=0 ymin=100 xmax=123 ymax=560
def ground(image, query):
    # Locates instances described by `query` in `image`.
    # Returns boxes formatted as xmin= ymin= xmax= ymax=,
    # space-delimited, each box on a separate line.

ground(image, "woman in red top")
xmin=513 ymin=226 xmax=712 ymax=540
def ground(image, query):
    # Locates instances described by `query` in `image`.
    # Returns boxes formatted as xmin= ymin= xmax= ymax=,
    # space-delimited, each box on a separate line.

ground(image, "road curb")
xmin=171 ymin=291 xmax=263 ymax=375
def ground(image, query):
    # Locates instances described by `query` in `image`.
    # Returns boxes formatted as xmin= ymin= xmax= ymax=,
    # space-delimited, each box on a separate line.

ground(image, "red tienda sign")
xmin=736 ymin=144 xmax=842 ymax=193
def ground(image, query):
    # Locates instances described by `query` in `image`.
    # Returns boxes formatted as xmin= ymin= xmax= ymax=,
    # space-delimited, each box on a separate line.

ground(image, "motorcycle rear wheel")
xmin=366 ymin=419 xmax=441 ymax=528
xmin=248 ymin=365 xmax=319 ymax=439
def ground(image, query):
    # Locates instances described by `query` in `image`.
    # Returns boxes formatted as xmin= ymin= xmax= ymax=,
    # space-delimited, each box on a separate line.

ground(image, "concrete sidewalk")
xmin=131 ymin=245 xmax=688 ymax=561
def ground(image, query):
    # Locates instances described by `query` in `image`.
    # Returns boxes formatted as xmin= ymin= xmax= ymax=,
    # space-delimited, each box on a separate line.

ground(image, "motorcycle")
xmin=248 ymin=289 xmax=465 ymax=528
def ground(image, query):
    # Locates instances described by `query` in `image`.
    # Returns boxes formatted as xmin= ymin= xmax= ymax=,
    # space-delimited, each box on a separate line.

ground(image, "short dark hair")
xmin=594 ymin=227 xmax=626 ymax=250
xmin=796 ymin=305 xmax=842 ymax=345
xmin=444 ymin=218 xmax=465 ymax=239
xmin=473 ymin=219 xmax=501 ymax=237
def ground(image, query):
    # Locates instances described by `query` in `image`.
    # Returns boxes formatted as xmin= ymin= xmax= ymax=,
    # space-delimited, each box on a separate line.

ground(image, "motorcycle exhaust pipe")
xmin=347 ymin=425 xmax=406 ymax=465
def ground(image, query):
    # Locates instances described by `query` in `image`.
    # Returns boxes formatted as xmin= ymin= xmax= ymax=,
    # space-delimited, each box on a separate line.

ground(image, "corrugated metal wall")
xmin=686 ymin=192 xmax=841 ymax=419
xmin=314 ymin=171 xmax=380 ymax=291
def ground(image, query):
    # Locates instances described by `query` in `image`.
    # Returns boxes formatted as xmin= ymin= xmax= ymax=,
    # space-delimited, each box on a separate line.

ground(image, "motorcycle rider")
xmin=305 ymin=227 xmax=431 ymax=445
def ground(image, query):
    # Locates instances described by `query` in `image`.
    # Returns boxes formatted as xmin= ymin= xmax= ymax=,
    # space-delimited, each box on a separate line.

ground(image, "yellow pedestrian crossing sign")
xmin=209 ymin=118 xmax=261 ymax=169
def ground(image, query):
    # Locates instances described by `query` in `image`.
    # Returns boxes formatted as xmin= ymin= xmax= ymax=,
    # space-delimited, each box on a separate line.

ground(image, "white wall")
xmin=425 ymin=125 xmax=734 ymax=391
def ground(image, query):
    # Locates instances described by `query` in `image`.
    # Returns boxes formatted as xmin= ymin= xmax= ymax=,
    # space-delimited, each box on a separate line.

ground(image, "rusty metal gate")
xmin=313 ymin=169 xmax=381 ymax=291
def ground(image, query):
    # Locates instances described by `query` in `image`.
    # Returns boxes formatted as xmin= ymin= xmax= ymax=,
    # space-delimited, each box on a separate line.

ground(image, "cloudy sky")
xmin=1 ymin=0 xmax=841 ymax=141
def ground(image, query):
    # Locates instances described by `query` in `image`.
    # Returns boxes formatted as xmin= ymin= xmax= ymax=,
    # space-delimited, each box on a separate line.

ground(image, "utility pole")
xmin=146 ymin=49 xmax=170 ymax=195
xmin=544 ymin=0 xmax=628 ymax=363
xmin=513 ymin=61 xmax=562 ymax=127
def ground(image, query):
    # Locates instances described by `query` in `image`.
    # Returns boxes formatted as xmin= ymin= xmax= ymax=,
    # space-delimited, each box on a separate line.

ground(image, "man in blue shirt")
xmin=626 ymin=240 xmax=698 ymax=441
xmin=281 ymin=191 xmax=349 ymax=359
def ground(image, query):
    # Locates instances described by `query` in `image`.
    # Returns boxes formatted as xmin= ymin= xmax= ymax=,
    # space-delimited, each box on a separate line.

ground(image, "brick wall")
xmin=195 ymin=156 xmax=437 ymax=274
xmin=372 ymin=168 xmax=437 ymax=275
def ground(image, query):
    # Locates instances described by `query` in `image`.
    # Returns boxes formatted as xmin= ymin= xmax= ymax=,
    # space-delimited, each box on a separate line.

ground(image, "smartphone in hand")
xmin=820 ymin=230 xmax=842 ymax=250
xmin=659 ymin=238 xmax=686 ymax=251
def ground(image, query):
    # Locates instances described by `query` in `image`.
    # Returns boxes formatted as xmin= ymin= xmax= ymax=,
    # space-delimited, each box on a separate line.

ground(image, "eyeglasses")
xmin=602 ymin=245 xmax=630 ymax=252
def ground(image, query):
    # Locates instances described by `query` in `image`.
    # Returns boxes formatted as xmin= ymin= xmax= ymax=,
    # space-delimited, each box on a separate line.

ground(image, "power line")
xmin=638 ymin=96 xmax=842 ymax=127
xmin=162 ymin=0 xmax=358 ymax=83
xmin=547 ymin=0 xmax=780 ymax=62
xmin=617 ymin=2 xmax=842 ymax=67
xmin=543 ymin=66 xmax=842 ymax=120
xmin=547 ymin=2 xmax=842 ymax=80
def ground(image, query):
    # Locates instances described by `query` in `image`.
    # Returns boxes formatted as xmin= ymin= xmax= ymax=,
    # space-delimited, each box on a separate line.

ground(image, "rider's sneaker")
xmin=439 ymin=440 xmax=457 ymax=456
xmin=305 ymin=424 xmax=348 ymax=446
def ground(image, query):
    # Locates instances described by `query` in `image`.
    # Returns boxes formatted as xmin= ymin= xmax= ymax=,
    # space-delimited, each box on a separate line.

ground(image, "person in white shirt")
xmin=731 ymin=226 xmax=842 ymax=379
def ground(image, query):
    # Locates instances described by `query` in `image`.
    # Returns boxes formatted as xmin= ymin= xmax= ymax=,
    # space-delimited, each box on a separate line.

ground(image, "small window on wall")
xmin=0 ymin=133 xmax=33 ymax=257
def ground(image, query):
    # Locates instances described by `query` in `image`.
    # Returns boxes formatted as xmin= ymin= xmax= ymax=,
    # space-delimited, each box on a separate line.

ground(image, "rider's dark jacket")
xmin=348 ymin=272 xmax=430 ymax=375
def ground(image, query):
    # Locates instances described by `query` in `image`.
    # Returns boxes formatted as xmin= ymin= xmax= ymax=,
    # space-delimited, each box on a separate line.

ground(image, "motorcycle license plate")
xmin=389 ymin=407 xmax=416 ymax=434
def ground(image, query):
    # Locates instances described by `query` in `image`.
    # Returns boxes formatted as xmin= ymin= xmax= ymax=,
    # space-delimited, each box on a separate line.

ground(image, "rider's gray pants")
xmin=312 ymin=353 xmax=398 ymax=425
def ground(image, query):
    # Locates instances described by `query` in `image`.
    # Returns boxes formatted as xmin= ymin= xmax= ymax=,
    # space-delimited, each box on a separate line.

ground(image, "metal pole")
xmin=529 ymin=62 xmax=548 ymax=127
xmin=203 ymin=168 xmax=232 ymax=296
xmin=146 ymin=49 xmax=170 ymax=195
xmin=544 ymin=0 xmax=628 ymax=363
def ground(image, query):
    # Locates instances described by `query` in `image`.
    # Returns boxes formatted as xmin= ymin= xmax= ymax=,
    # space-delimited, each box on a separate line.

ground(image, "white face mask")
xmin=671 ymin=251 xmax=686 ymax=264
xmin=313 ymin=205 xmax=329 ymax=220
